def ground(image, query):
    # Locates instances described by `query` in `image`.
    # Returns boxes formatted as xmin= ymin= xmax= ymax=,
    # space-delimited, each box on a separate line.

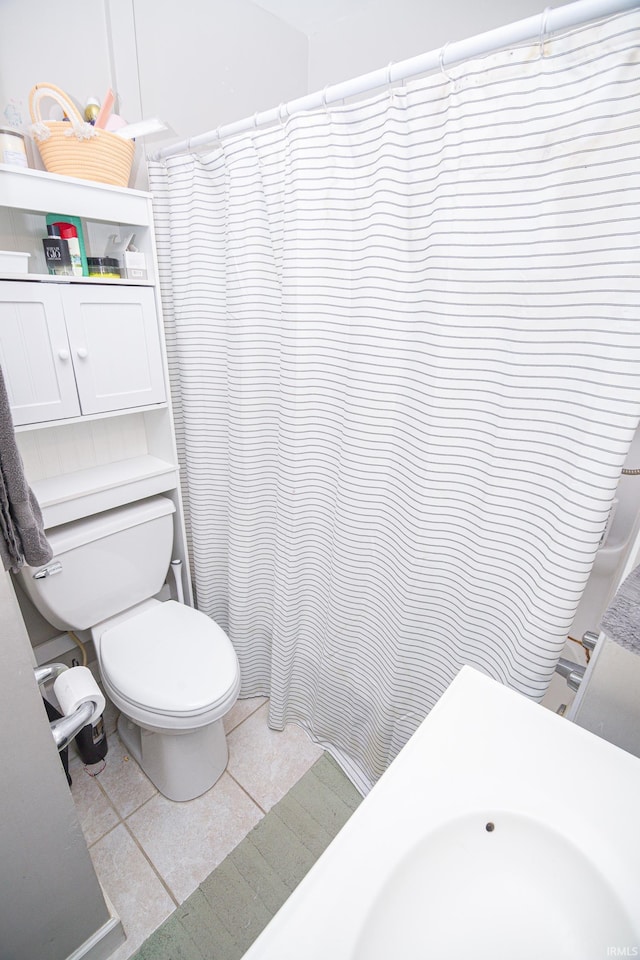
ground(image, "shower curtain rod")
xmin=155 ymin=0 xmax=639 ymax=160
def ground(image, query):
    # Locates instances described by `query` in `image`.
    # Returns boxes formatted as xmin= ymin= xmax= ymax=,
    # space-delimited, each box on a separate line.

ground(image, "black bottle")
xmin=42 ymin=224 xmax=73 ymax=276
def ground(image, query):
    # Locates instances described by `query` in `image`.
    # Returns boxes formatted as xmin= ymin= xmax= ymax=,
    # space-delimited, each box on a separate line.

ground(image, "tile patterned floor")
xmin=69 ymin=688 xmax=323 ymax=960
xmin=69 ymin=640 xmax=584 ymax=960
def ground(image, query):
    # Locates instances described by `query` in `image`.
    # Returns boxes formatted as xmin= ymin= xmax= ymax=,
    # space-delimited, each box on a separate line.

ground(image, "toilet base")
xmin=117 ymin=714 xmax=229 ymax=802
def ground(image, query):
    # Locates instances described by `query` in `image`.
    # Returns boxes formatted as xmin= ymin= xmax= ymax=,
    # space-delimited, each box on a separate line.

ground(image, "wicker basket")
xmin=29 ymin=83 xmax=134 ymax=188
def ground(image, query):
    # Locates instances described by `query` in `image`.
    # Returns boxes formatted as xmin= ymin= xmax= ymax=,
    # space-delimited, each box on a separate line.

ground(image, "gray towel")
xmin=600 ymin=563 xmax=640 ymax=655
xmin=0 ymin=365 xmax=52 ymax=572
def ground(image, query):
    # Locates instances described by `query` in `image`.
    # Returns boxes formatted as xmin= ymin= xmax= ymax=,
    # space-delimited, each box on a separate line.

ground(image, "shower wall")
xmin=306 ymin=0 xmax=574 ymax=88
xmin=569 ymin=423 xmax=640 ymax=641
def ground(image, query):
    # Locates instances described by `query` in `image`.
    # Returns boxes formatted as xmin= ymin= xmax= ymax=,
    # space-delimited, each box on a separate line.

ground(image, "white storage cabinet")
xmin=0 ymin=282 xmax=166 ymax=425
xmin=0 ymin=163 xmax=194 ymax=646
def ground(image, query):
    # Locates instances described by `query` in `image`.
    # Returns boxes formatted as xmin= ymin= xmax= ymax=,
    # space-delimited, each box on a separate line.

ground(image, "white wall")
xmin=307 ymin=0 xmax=573 ymax=89
xmin=0 ymin=0 xmax=308 ymax=188
xmin=1 ymin=0 xmax=575 ymax=191
xmin=0 ymin=0 xmax=111 ymax=135
xmin=130 ymin=0 xmax=308 ymax=141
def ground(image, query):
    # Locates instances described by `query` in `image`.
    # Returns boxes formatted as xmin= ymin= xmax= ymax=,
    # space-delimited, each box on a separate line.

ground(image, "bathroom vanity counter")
xmin=243 ymin=667 xmax=640 ymax=960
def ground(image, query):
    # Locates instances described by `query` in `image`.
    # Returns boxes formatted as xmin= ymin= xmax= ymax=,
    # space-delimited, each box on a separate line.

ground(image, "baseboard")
xmin=65 ymin=891 xmax=125 ymax=960
xmin=34 ymin=632 xmax=78 ymax=664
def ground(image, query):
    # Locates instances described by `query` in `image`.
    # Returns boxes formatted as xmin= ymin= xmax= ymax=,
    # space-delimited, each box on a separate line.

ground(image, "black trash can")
xmin=75 ymin=714 xmax=108 ymax=766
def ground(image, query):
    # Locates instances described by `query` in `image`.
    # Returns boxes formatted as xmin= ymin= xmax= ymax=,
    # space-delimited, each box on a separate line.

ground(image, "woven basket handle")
xmin=29 ymin=83 xmax=86 ymax=133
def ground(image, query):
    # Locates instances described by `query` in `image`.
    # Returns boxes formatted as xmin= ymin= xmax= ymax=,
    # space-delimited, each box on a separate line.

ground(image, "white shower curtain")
xmin=149 ymin=10 xmax=640 ymax=792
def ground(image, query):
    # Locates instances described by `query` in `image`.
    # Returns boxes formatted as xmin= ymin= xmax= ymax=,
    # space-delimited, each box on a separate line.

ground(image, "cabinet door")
xmin=0 ymin=281 xmax=81 ymax=425
xmin=63 ymin=286 xmax=166 ymax=415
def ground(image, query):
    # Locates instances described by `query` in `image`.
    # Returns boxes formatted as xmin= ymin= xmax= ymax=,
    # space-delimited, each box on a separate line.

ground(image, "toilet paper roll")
xmin=53 ymin=666 xmax=105 ymax=728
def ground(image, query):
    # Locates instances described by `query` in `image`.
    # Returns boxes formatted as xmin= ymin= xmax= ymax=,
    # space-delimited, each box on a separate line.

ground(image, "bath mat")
xmin=130 ymin=754 xmax=362 ymax=959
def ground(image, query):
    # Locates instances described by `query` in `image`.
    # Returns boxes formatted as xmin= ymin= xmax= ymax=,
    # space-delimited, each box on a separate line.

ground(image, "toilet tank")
xmin=18 ymin=496 xmax=176 ymax=631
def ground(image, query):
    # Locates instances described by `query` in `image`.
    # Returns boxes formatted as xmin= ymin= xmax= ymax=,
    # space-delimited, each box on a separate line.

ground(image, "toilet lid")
xmin=100 ymin=601 xmax=239 ymax=716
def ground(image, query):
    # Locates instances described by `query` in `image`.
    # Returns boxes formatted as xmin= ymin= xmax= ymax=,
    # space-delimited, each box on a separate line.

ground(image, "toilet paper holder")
xmin=34 ymin=663 xmax=99 ymax=752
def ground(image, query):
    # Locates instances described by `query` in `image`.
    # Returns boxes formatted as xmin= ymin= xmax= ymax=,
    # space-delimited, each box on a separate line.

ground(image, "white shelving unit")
xmin=32 ymin=456 xmax=179 ymax=528
xmin=0 ymin=164 xmax=193 ymax=650
xmin=0 ymin=272 xmax=154 ymax=285
xmin=0 ymin=161 xmax=158 ymax=281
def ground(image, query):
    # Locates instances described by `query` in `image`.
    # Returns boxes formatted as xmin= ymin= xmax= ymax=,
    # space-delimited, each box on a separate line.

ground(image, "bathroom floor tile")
xmin=89 ymin=823 xmax=176 ymax=960
xmin=125 ymin=771 xmax=264 ymax=904
xmin=224 ymin=695 xmax=268 ymax=734
xmin=69 ymin=763 xmax=120 ymax=847
xmin=227 ymin=704 xmax=324 ymax=812
xmin=95 ymin=733 xmax=157 ymax=819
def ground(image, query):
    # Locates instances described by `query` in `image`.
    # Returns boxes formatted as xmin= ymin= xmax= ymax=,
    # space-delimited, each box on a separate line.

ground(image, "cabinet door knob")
xmin=57 ymin=349 xmax=70 ymax=361
xmin=76 ymin=347 xmax=88 ymax=360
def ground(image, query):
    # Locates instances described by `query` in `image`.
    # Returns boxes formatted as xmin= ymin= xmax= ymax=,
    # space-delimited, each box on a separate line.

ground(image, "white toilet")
xmin=19 ymin=495 xmax=240 ymax=802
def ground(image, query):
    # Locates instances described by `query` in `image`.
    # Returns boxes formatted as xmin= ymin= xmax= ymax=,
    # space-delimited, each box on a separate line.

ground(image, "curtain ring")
xmin=321 ymin=85 xmax=330 ymax=111
xmin=387 ymin=61 xmax=394 ymax=86
xmin=253 ymin=111 xmax=259 ymax=129
xmin=439 ymin=41 xmax=453 ymax=82
xmin=539 ymin=6 xmax=551 ymax=59
xmin=277 ymin=102 xmax=288 ymax=126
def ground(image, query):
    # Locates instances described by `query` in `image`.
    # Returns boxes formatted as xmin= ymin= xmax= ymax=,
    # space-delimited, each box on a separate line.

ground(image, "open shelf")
xmin=0 ymin=163 xmax=152 ymax=225
xmin=0 ymin=272 xmax=154 ymax=285
xmin=33 ymin=455 xmax=179 ymax=528
xmin=14 ymin=402 xmax=169 ymax=434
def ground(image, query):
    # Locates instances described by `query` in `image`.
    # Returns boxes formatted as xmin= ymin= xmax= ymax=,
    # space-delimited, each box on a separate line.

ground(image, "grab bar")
xmin=34 ymin=665 xmax=99 ymax=753
xmin=555 ymin=657 xmax=587 ymax=692
xmin=49 ymin=701 xmax=95 ymax=752
xmin=34 ymin=662 xmax=68 ymax=687
xmin=582 ymin=630 xmax=599 ymax=651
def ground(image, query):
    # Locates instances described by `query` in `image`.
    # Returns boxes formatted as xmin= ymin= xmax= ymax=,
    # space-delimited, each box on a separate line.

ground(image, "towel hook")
xmin=539 ymin=6 xmax=551 ymax=58
xmin=439 ymin=42 xmax=453 ymax=82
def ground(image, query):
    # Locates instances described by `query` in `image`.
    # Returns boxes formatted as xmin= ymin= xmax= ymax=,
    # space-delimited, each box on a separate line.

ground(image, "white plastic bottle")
xmin=56 ymin=223 xmax=83 ymax=276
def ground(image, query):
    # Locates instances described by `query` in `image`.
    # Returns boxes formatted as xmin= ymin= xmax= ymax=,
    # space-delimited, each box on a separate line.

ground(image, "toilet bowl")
xmin=18 ymin=496 xmax=240 ymax=801
xmin=95 ymin=598 xmax=240 ymax=801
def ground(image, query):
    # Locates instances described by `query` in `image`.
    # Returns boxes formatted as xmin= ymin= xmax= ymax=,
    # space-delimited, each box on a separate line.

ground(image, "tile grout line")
xmin=78 ymin=698 xmax=282 ymax=918
xmin=77 ymin=699 xmax=262 ymax=846
xmin=121 ymin=817 xmax=181 ymax=908
xmin=128 ymin=755 xmax=362 ymax=960
xmin=75 ymin=747 xmax=179 ymax=908
xmin=75 ymin=764 xmax=124 ymax=848
xmin=225 ymin=696 xmax=269 ymax=735
xmin=226 ymin=768 xmax=268 ymax=816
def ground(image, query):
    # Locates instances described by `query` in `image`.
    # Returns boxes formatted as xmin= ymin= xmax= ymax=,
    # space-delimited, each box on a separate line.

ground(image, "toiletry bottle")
xmin=54 ymin=222 xmax=83 ymax=276
xmin=46 ymin=214 xmax=89 ymax=276
xmin=84 ymin=97 xmax=100 ymax=124
xmin=42 ymin=224 xmax=73 ymax=276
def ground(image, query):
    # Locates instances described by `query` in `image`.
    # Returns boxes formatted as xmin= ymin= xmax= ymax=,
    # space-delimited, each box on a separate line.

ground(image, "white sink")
xmin=243 ymin=666 xmax=640 ymax=960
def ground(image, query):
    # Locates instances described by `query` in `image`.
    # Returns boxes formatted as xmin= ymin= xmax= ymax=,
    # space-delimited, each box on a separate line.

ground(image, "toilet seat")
xmin=100 ymin=600 xmax=239 ymax=722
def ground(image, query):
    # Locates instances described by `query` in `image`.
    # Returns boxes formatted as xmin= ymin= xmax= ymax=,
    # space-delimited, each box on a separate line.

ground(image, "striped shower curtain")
xmin=149 ymin=10 xmax=640 ymax=792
